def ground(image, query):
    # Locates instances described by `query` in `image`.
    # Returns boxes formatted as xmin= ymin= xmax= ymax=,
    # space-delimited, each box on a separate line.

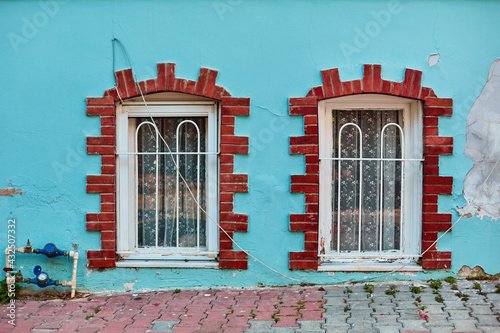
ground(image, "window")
xmin=116 ymin=94 xmax=218 ymax=267
xmin=318 ymin=95 xmax=423 ymax=270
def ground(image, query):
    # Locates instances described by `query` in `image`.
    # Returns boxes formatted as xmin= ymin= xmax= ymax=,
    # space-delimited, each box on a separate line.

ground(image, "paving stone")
xmin=469 ymin=304 xmax=495 ymax=315
xmin=322 ymin=297 xmax=347 ymax=305
xmin=447 ymin=309 xmax=474 ymax=319
xmin=372 ymin=325 xmax=402 ymax=333
xmin=147 ymin=321 xmax=179 ymax=332
xmin=477 ymin=326 xmax=500 ymax=333
xmin=246 ymin=320 xmax=274 ymax=330
xmin=271 ymin=328 xmax=298 ymax=333
xmin=324 ymin=288 xmax=348 ymax=297
xmin=397 ymin=319 xmax=428 ymax=330
xmin=321 ymin=323 xmax=350 ymax=332
xmin=297 ymin=320 xmax=324 ymax=331
xmin=474 ymin=314 xmax=500 ymax=326
xmin=443 ymin=301 xmax=469 ymax=310
xmin=427 ymin=327 xmax=455 ymax=333
xmin=450 ymin=319 xmax=479 ymax=332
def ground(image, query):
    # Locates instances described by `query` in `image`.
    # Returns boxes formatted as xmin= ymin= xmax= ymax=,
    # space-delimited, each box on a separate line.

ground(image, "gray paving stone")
xmin=369 ymin=306 xmax=395 ymax=315
xmin=397 ymin=319 xmax=428 ymax=330
xmin=347 ymin=329 xmax=376 ymax=333
xmin=475 ymin=314 xmax=500 ymax=326
xmin=427 ymin=326 xmax=456 ymax=333
xmin=465 ymin=296 xmax=489 ymax=305
xmin=323 ymin=315 xmax=348 ymax=325
xmin=147 ymin=321 xmax=179 ymax=332
xmin=347 ymin=301 xmax=370 ymax=310
xmin=272 ymin=328 xmax=298 ymax=333
xmin=447 ymin=309 xmax=473 ymax=319
xmin=469 ymin=304 xmax=495 ymax=315
xmin=321 ymin=323 xmax=350 ymax=332
xmin=372 ymin=324 xmax=402 ymax=333
xmin=348 ymin=309 xmax=373 ymax=319
xmin=477 ymin=326 xmax=500 ymax=333
xmin=444 ymin=300 xmax=468 ymax=310
xmin=246 ymin=320 xmax=274 ymax=330
xmin=450 ymin=319 xmax=479 ymax=332
xmin=486 ymin=294 xmax=500 ymax=301
xmin=297 ymin=320 xmax=324 ymax=331
xmin=324 ymin=288 xmax=348 ymax=297
xmin=372 ymin=314 xmax=400 ymax=325
xmin=348 ymin=294 xmax=370 ymax=301
xmin=322 ymin=297 xmax=347 ymax=305
xmin=423 ymin=304 xmax=446 ymax=314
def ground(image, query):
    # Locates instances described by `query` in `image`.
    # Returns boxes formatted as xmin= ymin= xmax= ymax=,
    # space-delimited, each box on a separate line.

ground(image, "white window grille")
xmin=318 ymin=95 xmax=423 ymax=270
xmin=116 ymin=100 xmax=219 ymax=266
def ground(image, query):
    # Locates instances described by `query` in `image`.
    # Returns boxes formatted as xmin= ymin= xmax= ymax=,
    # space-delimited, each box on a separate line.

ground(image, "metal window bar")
xmin=334 ymin=122 xmax=420 ymax=256
xmin=134 ymin=121 xmax=160 ymax=250
xmin=175 ymin=120 xmax=201 ymax=253
xmin=379 ymin=123 xmax=404 ymax=255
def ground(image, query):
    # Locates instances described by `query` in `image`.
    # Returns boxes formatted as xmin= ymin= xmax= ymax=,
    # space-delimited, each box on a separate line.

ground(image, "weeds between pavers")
xmin=444 ymin=276 xmax=457 ymax=284
xmin=428 ymin=279 xmax=443 ymax=290
xmin=363 ymin=284 xmax=374 ymax=293
xmin=385 ymin=285 xmax=398 ymax=296
xmin=410 ymin=285 xmax=425 ymax=294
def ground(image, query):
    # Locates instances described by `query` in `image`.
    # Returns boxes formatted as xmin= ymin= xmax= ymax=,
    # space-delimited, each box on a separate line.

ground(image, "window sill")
xmin=318 ymin=262 xmax=422 ymax=272
xmin=115 ymin=260 xmax=219 ymax=269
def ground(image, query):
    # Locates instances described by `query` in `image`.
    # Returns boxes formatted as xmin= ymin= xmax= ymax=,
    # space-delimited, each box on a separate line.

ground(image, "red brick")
xmin=424 ymin=116 xmax=438 ymax=126
xmin=422 ymin=232 xmax=438 ymax=241
xmin=304 ymin=241 xmax=319 ymax=251
xmin=221 ymin=124 xmax=235 ymax=135
xmin=174 ymin=78 xmax=187 ymax=92
xmin=101 ymin=116 xmax=115 ymax=126
xmin=373 ymin=65 xmax=382 ymax=92
xmin=204 ymin=69 xmax=218 ymax=97
xmin=220 ymin=165 xmax=234 ymax=173
xmin=425 ymin=98 xmax=453 ymax=107
xmin=289 ymin=252 xmax=317 ymax=260
xmin=352 ymin=80 xmax=362 ymax=94
xmin=100 ymin=193 xmax=115 ymax=203
xmin=87 ymin=175 xmax=115 ymax=184
xmin=424 ymin=106 xmax=453 ymax=116
xmin=290 ymin=145 xmax=318 ymax=154
xmin=123 ymin=69 xmax=138 ymax=97
xmin=87 ymin=184 xmax=115 ymax=193
xmin=434 ymin=261 xmax=451 ymax=269
xmin=289 ymin=97 xmax=318 ymax=106
xmin=424 ymin=146 xmax=453 ymax=155
xmin=219 ymin=251 xmax=248 ymax=260
xmin=186 ymin=80 xmax=196 ymax=94
xmin=101 ymin=165 xmax=116 ymax=174
xmin=222 ymin=97 xmax=250 ymax=106
xmin=289 ymin=106 xmax=317 ymax=116
xmin=290 ymin=136 xmax=317 ymax=145
xmin=86 ymin=222 xmax=116 ymax=231
xmin=101 ymin=231 xmax=116 ymax=240
xmin=167 ymin=63 xmax=176 ymax=91
xmin=305 ymin=194 xmax=319 ymax=203
xmin=157 ymin=63 xmax=167 ymax=91
xmin=101 ymin=240 xmax=116 ymax=250
xmin=391 ymin=82 xmax=401 ymax=95
xmin=424 ymin=185 xmax=452 ymax=195
xmin=146 ymin=79 xmax=157 ymax=93
xmin=219 ymin=260 xmax=247 ymax=269
xmin=101 ymin=202 xmax=115 ymax=212
xmin=424 ymin=176 xmax=453 ymax=185
xmin=220 ymin=202 xmax=233 ymax=212
xmin=305 ymin=203 xmax=318 ymax=213
xmin=363 ymin=64 xmax=373 ymax=92
xmin=88 ymin=259 xmax=116 ymax=268
xmin=290 ymin=214 xmax=318 ymax=222
xmin=195 ymin=68 xmax=209 ymax=96
xmin=114 ymin=70 xmax=128 ymax=98
xmin=212 ymin=86 xmax=224 ymax=100
xmin=220 ymin=136 xmax=249 ymax=145
xmin=419 ymin=86 xmax=432 ymax=100
xmin=220 ymin=193 xmax=234 ymax=203
xmin=342 ymin=81 xmax=353 ymax=95
xmin=87 ymin=106 xmax=114 ymax=116
xmin=313 ymin=86 xmax=324 ymax=99
xmin=321 ymin=69 xmax=334 ymax=98
xmin=410 ymin=70 xmax=422 ymax=99
xmin=331 ymin=68 xmax=343 ymax=96
xmin=424 ymin=137 xmax=453 ymax=145
xmin=305 ymin=155 xmax=319 ymax=163
xmin=221 ymin=106 xmax=250 ymax=116
xmin=423 ymin=194 xmax=438 ymax=204
xmin=306 ymin=164 xmax=319 ymax=173
xmin=220 ymin=183 xmax=248 ymax=192
xmin=220 ymin=145 xmax=248 ymax=154
xmin=87 ymin=250 xmax=115 ymax=259
xmin=87 ymin=136 xmax=115 ymax=145
xmin=101 ymin=126 xmax=116 ymax=136
xmin=424 ymin=165 xmax=439 ymax=175
xmin=220 ymin=174 xmax=248 ymax=183
xmin=291 ymin=184 xmax=319 ymax=193
xmin=289 ymin=261 xmax=317 ymax=270
xmin=401 ymin=68 xmax=413 ymax=97
xmin=219 ymin=222 xmax=247 ymax=232
xmin=423 ymin=213 xmax=452 ymax=222
xmin=290 ymin=222 xmax=317 ymax=232
xmin=425 ymin=155 xmax=439 ymax=165
xmin=220 ymin=213 xmax=248 ymax=222
xmin=88 ymin=146 xmax=115 ymax=155
xmin=422 ymin=223 xmax=451 ymax=232
xmin=220 ymin=154 xmax=234 ymax=164
xmin=304 ymin=125 xmax=318 ymax=134
xmin=424 ymin=127 xmax=439 ymax=135
xmin=423 ymin=204 xmax=438 ymax=213
xmin=291 ymin=175 xmax=319 ymax=183
xmin=86 ymin=213 xmax=115 ymax=221
xmin=221 ymin=115 xmax=235 ymax=125
xmin=87 ymin=97 xmax=115 ymax=106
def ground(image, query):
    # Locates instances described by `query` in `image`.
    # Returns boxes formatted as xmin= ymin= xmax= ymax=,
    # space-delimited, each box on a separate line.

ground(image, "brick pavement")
xmin=1 ymin=280 xmax=499 ymax=332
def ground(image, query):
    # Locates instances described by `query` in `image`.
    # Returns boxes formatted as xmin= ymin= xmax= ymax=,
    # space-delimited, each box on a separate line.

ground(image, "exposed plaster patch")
xmin=457 ymin=265 xmax=499 ymax=279
xmin=124 ymin=282 xmax=135 ymax=289
xmin=398 ymin=272 xmax=417 ymax=277
xmin=460 ymin=60 xmax=500 ymax=219
xmin=0 ymin=188 xmax=22 ymax=196
xmin=428 ymin=53 xmax=440 ymax=66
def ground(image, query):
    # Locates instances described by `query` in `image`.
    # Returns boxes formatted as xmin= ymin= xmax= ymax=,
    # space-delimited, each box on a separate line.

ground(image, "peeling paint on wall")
xmin=0 ymin=188 xmax=22 ymax=196
xmin=461 ymin=60 xmax=500 ymax=219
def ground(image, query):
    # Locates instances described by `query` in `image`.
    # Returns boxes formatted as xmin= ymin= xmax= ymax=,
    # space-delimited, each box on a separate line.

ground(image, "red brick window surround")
xmin=86 ymin=63 xmax=249 ymax=269
xmin=289 ymin=64 xmax=453 ymax=271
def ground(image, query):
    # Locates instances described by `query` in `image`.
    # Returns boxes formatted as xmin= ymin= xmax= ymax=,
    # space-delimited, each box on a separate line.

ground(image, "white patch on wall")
xmin=461 ymin=59 xmax=500 ymax=219
xmin=428 ymin=54 xmax=440 ymax=66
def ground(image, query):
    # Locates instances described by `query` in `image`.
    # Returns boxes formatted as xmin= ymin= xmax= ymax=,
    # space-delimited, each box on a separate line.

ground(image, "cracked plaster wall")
xmin=462 ymin=60 xmax=500 ymax=219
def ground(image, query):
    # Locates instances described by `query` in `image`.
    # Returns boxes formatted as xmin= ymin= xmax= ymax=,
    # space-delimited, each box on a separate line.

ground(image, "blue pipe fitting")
xmin=28 ymin=265 xmax=58 ymax=288
xmin=34 ymin=243 xmax=67 ymax=258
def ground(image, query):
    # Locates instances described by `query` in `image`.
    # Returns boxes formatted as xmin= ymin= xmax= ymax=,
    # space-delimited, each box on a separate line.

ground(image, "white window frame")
xmin=318 ymin=94 xmax=423 ymax=271
xmin=116 ymin=99 xmax=219 ymax=268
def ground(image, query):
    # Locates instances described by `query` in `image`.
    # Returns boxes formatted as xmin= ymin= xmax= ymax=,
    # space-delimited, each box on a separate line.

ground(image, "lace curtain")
xmin=136 ymin=117 xmax=207 ymax=249
xmin=331 ymin=110 xmax=402 ymax=253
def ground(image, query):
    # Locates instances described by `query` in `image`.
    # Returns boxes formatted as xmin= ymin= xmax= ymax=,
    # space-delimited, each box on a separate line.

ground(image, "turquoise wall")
xmin=1 ymin=0 xmax=500 ymax=292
